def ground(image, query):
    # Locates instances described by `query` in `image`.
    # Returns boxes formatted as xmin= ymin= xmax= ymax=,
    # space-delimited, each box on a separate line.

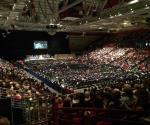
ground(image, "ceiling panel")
xmin=0 ymin=0 xmax=149 ymax=33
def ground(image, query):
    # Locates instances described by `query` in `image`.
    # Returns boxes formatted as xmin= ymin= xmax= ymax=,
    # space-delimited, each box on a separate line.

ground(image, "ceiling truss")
xmin=0 ymin=0 xmax=149 ymax=33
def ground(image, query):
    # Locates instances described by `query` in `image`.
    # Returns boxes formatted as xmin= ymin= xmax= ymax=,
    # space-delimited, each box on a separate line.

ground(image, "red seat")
xmin=73 ymin=117 xmax=81 ymax=125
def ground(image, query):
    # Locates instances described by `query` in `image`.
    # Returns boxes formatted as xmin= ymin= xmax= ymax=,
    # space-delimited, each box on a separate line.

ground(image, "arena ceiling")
xmin=0 ymin=0 xmax=150 ymax=33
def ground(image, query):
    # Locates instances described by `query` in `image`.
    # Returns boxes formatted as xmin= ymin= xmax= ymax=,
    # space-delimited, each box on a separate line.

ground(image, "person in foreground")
xmin=0 ymin=116 xmax=10 ymax=125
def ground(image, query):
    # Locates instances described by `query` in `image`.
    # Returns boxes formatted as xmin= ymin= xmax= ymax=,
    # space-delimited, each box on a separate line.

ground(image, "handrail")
xmin=24 ymin=67 xmax=65 ymax=94
xmin=55 ymin=107 xmax=149 ymax=113
xmin=0 ymin=87 xmax=7 ymax=99
xmin=54 ymin=107 xmax=150 ymax=125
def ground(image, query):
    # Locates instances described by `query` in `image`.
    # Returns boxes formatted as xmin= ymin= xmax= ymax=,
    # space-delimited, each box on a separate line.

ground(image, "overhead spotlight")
xmin=46 ymin=23 xmax=60 ymax=36
xmin=118 ymin=13 xmax=122 ymax=16
xmin=109 ymin=15 xmax=114 ymax=18
xmin=12 ymin=4 xmax=16 ymax=10
xmin=145 ymin=5 xmax=150 ymax=9
xmin=48 ymin=23 xmax=57 ymax=28
xmin=56 ymin=23 xmax=63 ymax=28
xmin=16 ymin=16 xmax=19 ymax=20
xmin=122 ymin=20 xmax=132 ymax=27
xmin=128 ymin=0 xmax=139 ymax=5
xmin=130 ymin=9 xmax=134 ymax=13
xmin=98 ymin=27 xmax=103 ymax=29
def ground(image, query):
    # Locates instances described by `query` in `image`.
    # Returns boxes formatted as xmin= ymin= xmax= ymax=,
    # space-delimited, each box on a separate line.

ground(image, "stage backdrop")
xmin=0 ymin=30 xmax=70 ymax=60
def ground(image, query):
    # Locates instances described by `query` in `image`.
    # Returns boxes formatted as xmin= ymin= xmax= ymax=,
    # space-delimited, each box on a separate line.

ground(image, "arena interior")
xmin=0 ymin=0 xmax=150 ymax=125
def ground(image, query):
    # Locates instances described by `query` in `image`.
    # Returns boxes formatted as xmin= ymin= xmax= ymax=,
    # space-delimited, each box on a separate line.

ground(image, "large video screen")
xmin=34 ymin=41 xmax=48 ymax=49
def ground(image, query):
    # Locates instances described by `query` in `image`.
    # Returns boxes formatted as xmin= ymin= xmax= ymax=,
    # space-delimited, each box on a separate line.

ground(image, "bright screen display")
xmin=34 ymin=41 xmax=48 ymax=49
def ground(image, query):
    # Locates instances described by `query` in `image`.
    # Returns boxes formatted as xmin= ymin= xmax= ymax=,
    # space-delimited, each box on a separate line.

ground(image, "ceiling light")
xmin=145 ymin=6 xmax=150 ymax=9
xmin=118 ymin=13 xmax=122 ymax=16
xmin=122 ymin=20 xmax=132 ymax=27
xmin=130 ymin=9 xmax=134 ymax=13
xmin=57 ymin=23 xmax=63 ymax=27
xmin=16 ymin=16 xmax=19 ymax=20
xmin=145 ymin=5 xmax=150 ymax=9
xmin=109 ymin=15 xmax=114 ymax=18
xmin=49 ymin=22 xmax=54 ymax=25
xmin=128 ymin=0 xmax=139 ymax=5
xmin=123 ymin=22 xmax=128 ymax=25
xmin=98 ymin=27 xmax=103 ymax=29
xmin=13 ymin=4 xmax=16 ymax=10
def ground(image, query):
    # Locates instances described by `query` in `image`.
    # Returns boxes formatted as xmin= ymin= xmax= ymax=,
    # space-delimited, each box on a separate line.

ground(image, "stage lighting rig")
xmin=46 ymin=23 xmax=63 ymax=35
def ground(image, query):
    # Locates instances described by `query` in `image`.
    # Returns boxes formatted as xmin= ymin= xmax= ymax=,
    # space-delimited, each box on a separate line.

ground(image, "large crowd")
xmin=0 ymin=44 xmax=150 ymax=125
xmin=0 ymin=59 xmax=53 ymax=103
xmin=53 ymin=80 xmax=150 ymax=111
xmin=25 ymin=46 xmax=150 ymax=90
xmin=23 ymin=46 xmax=150 ymax=124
